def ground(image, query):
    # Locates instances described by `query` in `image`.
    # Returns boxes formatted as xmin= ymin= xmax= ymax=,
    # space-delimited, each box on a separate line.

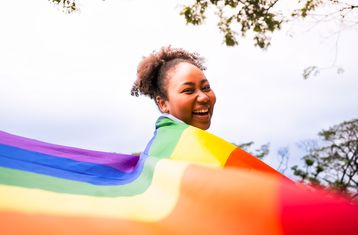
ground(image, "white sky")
xmin=1 ymin=0 xmax=357 ymax=170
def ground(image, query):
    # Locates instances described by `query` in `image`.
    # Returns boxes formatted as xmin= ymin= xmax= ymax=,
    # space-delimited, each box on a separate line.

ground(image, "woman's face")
xmin=157 ymin=62 xmax=216 ymax=130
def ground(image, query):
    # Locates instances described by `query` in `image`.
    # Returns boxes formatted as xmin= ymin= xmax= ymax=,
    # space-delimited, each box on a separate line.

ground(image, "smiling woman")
xmin=130 ymin=46 xmax=281 ymax=171
xmin=131 ymin=46 xmax=216 ymax=130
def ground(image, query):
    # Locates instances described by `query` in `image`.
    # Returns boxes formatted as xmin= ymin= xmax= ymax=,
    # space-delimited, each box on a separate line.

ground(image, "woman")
xmin=131 ymin=46 xmax=280 ymax=172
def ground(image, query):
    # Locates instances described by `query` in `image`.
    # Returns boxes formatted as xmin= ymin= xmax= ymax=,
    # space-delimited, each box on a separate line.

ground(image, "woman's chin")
xmin=191 ymin=116 xmax=211 ymax=130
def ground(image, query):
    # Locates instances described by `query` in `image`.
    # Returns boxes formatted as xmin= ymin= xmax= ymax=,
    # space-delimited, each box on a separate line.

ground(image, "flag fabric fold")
xmin=0 ymin=117 xmax=357 ymax=235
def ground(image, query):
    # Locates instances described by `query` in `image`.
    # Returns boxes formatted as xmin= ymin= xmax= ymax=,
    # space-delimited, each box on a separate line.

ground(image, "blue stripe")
xmin=0 ymin=144 xmax=141 ymax=185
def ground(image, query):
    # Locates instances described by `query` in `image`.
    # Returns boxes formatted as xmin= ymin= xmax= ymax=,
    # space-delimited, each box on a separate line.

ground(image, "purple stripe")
xmin=0 ymin=131 xmax=139 ymax=172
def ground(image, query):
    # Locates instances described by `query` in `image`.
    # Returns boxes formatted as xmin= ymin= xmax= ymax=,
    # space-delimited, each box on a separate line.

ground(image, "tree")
xmin=236 ymin=141 xmax=270 ymax=159
xmin=181 ymin=0 xmax=283 ymax=48
xmin=181 ymin=0 xmax=358 ymax=49
xmin=277 ymin=146 xmax=289 ymax=174
xmin=49 ymin=0 xmax=357 ymax=49
xmin=291 ymin=119 xmax=358 ymax=199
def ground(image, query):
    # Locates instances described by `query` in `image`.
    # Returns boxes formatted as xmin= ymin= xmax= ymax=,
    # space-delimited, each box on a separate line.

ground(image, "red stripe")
xmin=279 ymin=182 xmax=358 ymax=235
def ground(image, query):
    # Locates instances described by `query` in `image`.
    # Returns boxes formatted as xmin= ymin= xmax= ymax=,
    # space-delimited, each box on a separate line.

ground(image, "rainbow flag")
xmin=0 ymin=117 xmax=357 ymax=235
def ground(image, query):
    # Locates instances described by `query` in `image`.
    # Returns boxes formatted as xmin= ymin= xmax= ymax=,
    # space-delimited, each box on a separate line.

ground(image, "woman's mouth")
xmin=192 ymin=109 xmax=209 ymax=116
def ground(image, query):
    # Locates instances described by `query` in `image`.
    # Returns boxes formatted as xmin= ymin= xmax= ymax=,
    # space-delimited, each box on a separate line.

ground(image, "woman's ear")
xmin=156 ymin=96 xmax=169 ymax=113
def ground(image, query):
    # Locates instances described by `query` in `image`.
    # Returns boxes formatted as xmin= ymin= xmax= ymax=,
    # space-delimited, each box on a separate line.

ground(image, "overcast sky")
xmin=1 ymin=0 xmax=357 ymax=170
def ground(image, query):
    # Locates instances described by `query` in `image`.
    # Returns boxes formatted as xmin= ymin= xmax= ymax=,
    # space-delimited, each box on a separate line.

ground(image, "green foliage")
xmin=293 ymin=0 xmax=323 ymax=18
xmin=291 ymin=119 xmax=358 ymax=198
xmin=49 ymin=0 xmax=78 ymax=13
xmin=49 ymin=0 xmax=357 ymax=50
xmin=180 ymin=0 xmax=358 ymax=48
xmin=181 ymin=0 xmax=208 ymax=25
xmin=181 ymin=0 xmax=283 ymax=48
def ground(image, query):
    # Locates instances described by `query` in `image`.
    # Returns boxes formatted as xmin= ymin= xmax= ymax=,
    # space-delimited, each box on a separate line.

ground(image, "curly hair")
xmin=130 ymin=46 xmax=206 ymax=100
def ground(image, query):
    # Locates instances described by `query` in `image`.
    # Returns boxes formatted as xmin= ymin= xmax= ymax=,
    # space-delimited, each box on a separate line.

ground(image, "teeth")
xmin=193 ymin=109 xmax=209 ymax=114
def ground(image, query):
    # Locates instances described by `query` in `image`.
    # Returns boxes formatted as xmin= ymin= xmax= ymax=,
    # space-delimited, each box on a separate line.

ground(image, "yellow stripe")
xmin=171 ymin=127 xmax=236 ymax=167
xmin=0 ymin=159 xmax=188 ymax=221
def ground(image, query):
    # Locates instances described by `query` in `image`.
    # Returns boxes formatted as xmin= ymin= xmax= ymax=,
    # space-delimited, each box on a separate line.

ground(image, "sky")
xmin=1 ymin=0 xmax=357 ymax=172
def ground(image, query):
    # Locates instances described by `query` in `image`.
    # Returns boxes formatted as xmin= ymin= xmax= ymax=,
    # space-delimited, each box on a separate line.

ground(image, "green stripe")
xmin=0 ymin=157 xmax=159 ymax=197
xmin=149 ymin=117 xmax=188 ymax=159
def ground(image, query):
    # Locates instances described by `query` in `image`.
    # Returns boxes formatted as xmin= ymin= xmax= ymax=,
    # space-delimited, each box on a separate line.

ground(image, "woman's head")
xmin=131 ymin=46 xmax=216 ymax=130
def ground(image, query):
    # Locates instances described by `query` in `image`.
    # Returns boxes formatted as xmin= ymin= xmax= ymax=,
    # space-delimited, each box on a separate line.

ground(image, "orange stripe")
xmin=1 ymin=166 xmax=284 ymax=235
xmin=0 ymin=212 xmax=155 ymax=235
xmin=160 ymin=165 xmax=284 ymax=235
xmin=225 ymin=148 xmax=283 ymax=177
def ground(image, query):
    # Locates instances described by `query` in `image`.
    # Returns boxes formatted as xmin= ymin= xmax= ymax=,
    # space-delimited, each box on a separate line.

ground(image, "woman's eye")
xmin=183 ymin=88 xmax=194 ymax=94
xmin=202 ymin=86 xmax=211 ymax=92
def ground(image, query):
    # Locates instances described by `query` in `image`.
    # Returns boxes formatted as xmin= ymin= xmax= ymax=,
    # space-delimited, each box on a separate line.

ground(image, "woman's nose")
xmin=197 ymin=90 xmax=210 ymax=103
